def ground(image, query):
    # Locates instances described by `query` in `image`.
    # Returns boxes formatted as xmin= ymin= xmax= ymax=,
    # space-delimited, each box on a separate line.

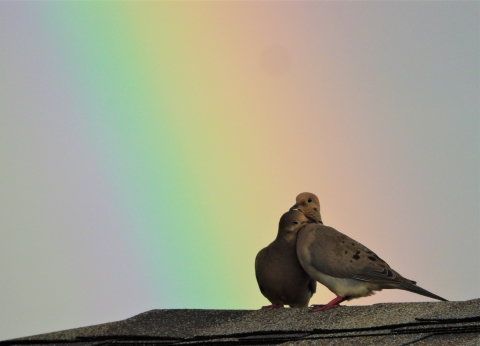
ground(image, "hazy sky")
xmin=0 ymin=2 xmax=478 ymax=341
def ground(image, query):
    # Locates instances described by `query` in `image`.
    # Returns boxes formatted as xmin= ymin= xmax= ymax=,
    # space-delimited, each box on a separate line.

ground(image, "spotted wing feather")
xmin=304 ymin=223 xmax=410 ymax=284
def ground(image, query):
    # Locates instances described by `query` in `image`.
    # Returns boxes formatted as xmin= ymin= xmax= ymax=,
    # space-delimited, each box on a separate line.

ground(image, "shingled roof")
xmin=2 ymin=299 xmax=479 ymax=345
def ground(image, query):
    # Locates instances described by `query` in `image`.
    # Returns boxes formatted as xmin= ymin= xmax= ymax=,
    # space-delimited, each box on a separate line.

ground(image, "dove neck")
xmin=307 ymin=216 xmax=323 ymax=224
xmin=275 ymin=232 xmax=298 ymax=247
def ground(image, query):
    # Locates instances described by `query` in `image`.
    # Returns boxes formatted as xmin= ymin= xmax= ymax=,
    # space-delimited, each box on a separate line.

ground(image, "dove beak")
xmin=289 ymin=204 xmax=298 ymax=211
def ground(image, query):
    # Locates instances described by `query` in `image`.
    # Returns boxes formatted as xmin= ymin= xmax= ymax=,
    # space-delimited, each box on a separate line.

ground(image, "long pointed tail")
xmin=396 ymin=282 xmax=448 ymax=302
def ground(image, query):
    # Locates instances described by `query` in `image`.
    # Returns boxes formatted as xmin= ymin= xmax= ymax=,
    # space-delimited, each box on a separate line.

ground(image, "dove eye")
xmin=292 ymin=220 xmax=300 ymax=225
xmin=307 ymin=198 xmax=313 ymax=203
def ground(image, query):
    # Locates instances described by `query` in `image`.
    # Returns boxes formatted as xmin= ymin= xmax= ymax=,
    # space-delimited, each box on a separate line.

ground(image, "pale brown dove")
xmin=255 ymin=210 xmax=317 ymax=308
xmin=296 ymin=221 xmax=447 ymax=312
xmin=290 ymin=192 xmax=323 ymax=224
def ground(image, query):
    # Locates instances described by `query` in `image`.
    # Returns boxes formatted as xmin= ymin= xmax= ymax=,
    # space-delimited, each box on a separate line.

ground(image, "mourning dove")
xmin=290 ymin=192 xmax=323 ymax=224
xmin=296 ymin=221 xmax=447 ymax=312
xmin=255 ymin=210 xmax=317 ymax=308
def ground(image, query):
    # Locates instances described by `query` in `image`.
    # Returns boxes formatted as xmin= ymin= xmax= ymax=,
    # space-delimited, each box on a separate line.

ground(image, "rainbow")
xmin=1 ymin=2 xmax=476 ymax=339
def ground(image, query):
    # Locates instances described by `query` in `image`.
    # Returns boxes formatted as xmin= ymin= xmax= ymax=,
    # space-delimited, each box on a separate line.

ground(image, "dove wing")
xmin=301 ymin=223 xmax=406 ymax=284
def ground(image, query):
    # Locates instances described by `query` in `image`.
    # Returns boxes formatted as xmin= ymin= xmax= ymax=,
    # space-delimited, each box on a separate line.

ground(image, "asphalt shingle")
xmin=2 ymin=299 xmax=479 ymax=345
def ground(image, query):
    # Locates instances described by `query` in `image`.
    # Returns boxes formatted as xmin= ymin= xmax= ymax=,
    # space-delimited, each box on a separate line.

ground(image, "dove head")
xmin=290 ymin=192 xmax=323 ymax=224
xmin=277 ymin=210 xmax=308 ymax=241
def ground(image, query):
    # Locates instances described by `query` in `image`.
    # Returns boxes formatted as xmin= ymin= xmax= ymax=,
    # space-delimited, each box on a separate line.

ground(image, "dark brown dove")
xmin=255 ymin=210 xmax=317 ymax=308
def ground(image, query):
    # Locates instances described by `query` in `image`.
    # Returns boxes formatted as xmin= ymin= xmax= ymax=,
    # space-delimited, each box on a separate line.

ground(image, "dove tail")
xmin=396 ymin=282 xmax=448 ymax=302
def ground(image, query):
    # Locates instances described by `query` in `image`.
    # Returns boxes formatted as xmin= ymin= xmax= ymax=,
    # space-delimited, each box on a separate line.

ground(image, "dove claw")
xmin=261 ymin=304 xmax=284 ymax=309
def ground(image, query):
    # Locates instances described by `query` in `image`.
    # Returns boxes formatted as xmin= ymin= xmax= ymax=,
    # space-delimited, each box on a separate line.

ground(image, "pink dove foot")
xmin=309 ymin=296 xmax=346 ymax=312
